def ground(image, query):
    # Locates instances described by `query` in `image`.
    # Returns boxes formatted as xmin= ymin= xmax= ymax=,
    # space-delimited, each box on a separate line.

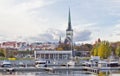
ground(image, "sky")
xmin=0 ymin=0 xmax=120 ymax=44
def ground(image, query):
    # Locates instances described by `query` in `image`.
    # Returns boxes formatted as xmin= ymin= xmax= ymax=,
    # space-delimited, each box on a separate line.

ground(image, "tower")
xmin=66 ymin=8 xmax=73 ymax=40
xmin=64 ymin=8 xmax=73 ymax=50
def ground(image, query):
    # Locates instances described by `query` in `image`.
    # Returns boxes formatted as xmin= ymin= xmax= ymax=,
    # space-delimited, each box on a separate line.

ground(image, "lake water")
xmin=0 ymin=70 xmax=120 ymax=76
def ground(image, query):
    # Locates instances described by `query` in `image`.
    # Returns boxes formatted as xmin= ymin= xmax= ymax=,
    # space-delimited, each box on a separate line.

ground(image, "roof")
xmin=35 ymin=50 xmax=72 ymax=54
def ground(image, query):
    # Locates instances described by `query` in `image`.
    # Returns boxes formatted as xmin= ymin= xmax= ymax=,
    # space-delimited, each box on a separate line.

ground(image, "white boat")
xmin=67 ymin=60 xmax=75 ymax=66
xmin=83 ymin=59 xmax=119 ymax=68
xmin=35 ymin=59 xmax=47 ymax=68
xmin=1 ymin=61 xmax=12 ymax=67
xmin=1 ymin=60 xmax=15 ymax=73
xmin=18 ymin=62 xmax=25 ymax=68
xmin=98 ymin=60 xmax=119 ymax=67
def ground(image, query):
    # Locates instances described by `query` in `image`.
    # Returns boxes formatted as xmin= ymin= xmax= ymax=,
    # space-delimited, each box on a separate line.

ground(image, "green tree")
xmin=0 ymin=52 xmax=4 ymax=57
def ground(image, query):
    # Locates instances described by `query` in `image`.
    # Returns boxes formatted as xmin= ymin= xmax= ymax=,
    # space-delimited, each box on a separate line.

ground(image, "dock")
xmin=0 ymin=66 xmax=84 ymax=72
xmin=0 ymin=66 xmax=120 ymax=74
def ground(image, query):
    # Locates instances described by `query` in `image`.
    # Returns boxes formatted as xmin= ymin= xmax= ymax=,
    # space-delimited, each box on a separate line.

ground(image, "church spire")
xmin=67 ymin=8 xmax=72 ymax=31
xmin=59 ymin=36 xmax=61 ymax=44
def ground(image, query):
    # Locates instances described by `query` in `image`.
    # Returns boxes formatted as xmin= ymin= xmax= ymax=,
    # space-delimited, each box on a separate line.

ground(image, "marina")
xmin=0 ymin=66 xmax=120 ymax=76
xmin=0 ymin=55 xmax=120 ymax=75
xmin=0 ymin=0 xmax=120 ymax=75
xmin=0 ymin=65 xmax=120 ymax=74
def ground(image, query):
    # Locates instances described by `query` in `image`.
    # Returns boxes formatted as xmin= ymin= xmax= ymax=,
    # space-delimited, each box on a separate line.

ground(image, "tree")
xmin=91 ymin=44 xmax=99 ymax=56
xmin=115 ymin=46 xmax=120 ymax=62
xmin=115 ymin=46 xmax=120 ymax=57
xmin=94 ymin=47 xmax=98 ymax=56
xmin=0 ymin=48 xmax=6 ymax=57
xmin=98 ymin=42 xmax=109 ymax=59
xmin=75 ymin=44 xmax=93 ymax=51
xmin=0 ymin=52 xmax=4 ymax=57
xmin=91 ymin=41 xmax=111 ymax=59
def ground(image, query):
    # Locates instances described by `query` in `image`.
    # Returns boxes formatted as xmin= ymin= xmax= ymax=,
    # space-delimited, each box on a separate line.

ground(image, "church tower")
xmin=64 ymin=8 xmax=73 ymax=50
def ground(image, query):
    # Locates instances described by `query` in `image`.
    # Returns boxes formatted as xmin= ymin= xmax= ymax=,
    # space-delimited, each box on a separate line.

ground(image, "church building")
xmin=64 ymin=8 xmax=73 ymax=50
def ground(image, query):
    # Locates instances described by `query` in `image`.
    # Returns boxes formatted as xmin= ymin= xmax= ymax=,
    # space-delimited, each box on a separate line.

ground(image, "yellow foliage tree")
xmin=0 ymin=48 xmax=6 ymax=57
xmin=94 ymin=47 xmax=98 ymax=56
xmin=91 ymin=41 xmax=111 ymax=59
xmin=98 ymin=42 xmax=106 ymax=59
xmin=115 ymin=46 xmax=120 ymax=57
xmin=115 ymin=46 xmax=120 ymax=62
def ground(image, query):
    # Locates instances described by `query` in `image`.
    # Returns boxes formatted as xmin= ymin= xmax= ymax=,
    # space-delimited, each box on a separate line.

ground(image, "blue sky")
xmin=0 ymin=0 xmax=120 ymax=44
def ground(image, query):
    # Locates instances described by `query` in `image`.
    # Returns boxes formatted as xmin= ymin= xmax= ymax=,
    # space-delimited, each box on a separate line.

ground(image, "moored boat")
xmin=35 ymin=59 xmax=47 ymax=68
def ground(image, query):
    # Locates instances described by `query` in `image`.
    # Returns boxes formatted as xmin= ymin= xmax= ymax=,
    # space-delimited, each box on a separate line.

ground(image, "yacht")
xmin=1 ymin=60 xmax=15 ymax=73
xmin=67 ymin=60 xmax=75 ymax=66
xmin=35 ymin=59 xmax=47 ymax=68
xmin=1 ymin=60 xmax=12 ymax=67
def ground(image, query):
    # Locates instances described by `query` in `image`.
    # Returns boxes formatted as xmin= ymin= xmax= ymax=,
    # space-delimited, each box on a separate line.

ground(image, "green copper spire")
xmin=67 ymin=8 xmax=73 ymax=31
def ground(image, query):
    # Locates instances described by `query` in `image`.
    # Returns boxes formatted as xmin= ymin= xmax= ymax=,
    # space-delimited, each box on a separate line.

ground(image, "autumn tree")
xmin=115 ymin=46 xmax=120 ymax=57
xmin=75 ymin=44 xmax=93 ymax=51
xmin=91 ymin=41 xmax=111 ymax=59
xmin=91 ymin=44 xmax=99 ymax=56
xmin=0 ymin=48 xmax=6 ymax=57
xmin=98 ymin=41 xmax=111 ymax=59
xmin=115 ymin=46 xmax=120 ymax=62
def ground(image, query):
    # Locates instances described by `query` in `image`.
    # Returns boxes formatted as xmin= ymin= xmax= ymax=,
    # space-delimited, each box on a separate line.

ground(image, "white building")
xmin=34 ymin=50 xmax=72 ymax=60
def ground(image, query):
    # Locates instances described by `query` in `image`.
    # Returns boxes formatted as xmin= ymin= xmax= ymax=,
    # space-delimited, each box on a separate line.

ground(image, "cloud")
xmin=0 ymin=0 xmax=120 ymax=43
xmin=11 ymin=0 xmax=57 ymax=13
xmin=102 ymin=23 xmax=120 ymax=42
xmin=112 ymin=24 xmax=120 ymax=36
xmin=0 ymin=0 xmax=58 ymax=41
xmin=74 ymin=30 xmax=92 ymax=42
xmin=28 ymin=28 xmax=65 ymax=42
xmin=27 ymin=27 xmax=92 ymax=43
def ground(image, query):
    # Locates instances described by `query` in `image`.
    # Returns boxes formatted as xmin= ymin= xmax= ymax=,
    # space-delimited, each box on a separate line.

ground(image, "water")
xmin=0 ymin=71 xmax=95 ymax=76
xmin=0 ymin=70 xmax=120 ymax=76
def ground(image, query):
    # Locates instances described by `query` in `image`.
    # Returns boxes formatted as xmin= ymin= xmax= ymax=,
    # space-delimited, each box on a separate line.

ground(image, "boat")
xmin=67 ymin=60 xmax=75 ymax=66
xmin=1 ymin=60 xmax=12 ymax=67
xmin=35 ymin=59 xmax=47 ymax=68
xmin=83 ymin=59 xmax=119 ymax=68
xmin=18 ymin=62 xmax=25 ymax=68
xmin=98 ymin=60 xmax=119 ymax=67
xmin=1 ymin=60 xmax=15 ymax=73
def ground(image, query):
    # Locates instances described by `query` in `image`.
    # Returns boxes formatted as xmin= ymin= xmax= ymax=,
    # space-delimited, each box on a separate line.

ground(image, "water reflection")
xmin=0 ymin=70 xmax=94 ymax=76
xmin=98 ymin=71 xmax=110 ymax=76
xmin=97 ymin=70 xmax=120 ymax=76
xmin=0 ymin=70 xmax=120 ymax=76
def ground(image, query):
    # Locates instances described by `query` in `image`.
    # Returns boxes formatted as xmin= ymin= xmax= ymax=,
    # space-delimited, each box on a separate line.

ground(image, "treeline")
xmin=56 ymin=40 xmax=120 ymax=59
